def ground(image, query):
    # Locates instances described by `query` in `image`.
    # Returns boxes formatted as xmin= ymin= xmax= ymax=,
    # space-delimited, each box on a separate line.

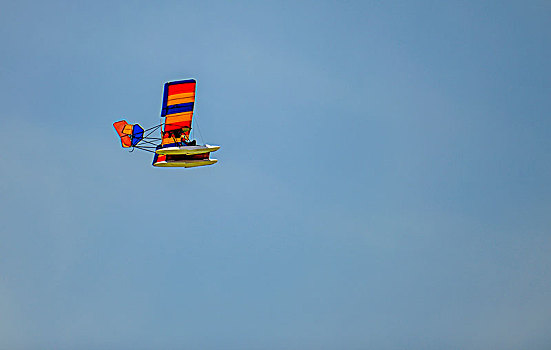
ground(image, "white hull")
xmin=153 ymin=158 xmax=218 ymax=168
xmin=156 ymin=144 xmax=220 ymax=155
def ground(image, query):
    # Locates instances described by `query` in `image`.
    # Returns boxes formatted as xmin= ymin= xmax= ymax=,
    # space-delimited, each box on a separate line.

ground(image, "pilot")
xmin=172 ymin=129 xmax=196 ymax=146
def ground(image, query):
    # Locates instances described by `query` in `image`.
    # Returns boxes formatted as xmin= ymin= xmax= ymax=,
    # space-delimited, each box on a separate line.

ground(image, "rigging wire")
xmin=131 ymin=145 xmax=156 ymax=153
xmin=193 ymin=114 xmax=205 ymax=144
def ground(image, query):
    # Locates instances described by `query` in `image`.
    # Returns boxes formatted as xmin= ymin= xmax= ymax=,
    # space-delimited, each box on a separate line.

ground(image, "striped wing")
xmin=160 ymin=79 xmax=196 ymax=146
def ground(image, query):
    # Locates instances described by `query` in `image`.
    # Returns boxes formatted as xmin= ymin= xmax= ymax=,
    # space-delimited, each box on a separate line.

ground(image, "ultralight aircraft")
xmin=113 ymin=79 xmax=219 ymax=168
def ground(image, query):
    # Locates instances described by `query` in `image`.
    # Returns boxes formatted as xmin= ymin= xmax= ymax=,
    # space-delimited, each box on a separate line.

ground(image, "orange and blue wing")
xmin=161 ymin=79 xmax=196 ymax=136
xmin=113 ymin=120 xmax=144 ymax=148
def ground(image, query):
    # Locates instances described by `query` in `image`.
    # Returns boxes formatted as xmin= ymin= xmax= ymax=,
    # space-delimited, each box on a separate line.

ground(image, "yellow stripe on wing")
xmin=165 ymin=112 xmax=193 ymax=124
xmin=167 ymin=92 xmax=195 ymax=106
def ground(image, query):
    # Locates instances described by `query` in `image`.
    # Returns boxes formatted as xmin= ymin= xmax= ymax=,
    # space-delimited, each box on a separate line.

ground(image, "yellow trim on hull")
xmin=153 ymin=159 xmax=218 ymax=168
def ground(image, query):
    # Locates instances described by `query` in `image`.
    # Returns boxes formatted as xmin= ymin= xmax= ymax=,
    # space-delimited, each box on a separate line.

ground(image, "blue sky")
xmin=1 ymin=1 xmax=550 ymax=349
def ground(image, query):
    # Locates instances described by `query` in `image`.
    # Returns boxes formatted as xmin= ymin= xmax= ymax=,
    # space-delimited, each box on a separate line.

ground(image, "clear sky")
xmin=1 ymin=1 xmax=550 ymax=349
